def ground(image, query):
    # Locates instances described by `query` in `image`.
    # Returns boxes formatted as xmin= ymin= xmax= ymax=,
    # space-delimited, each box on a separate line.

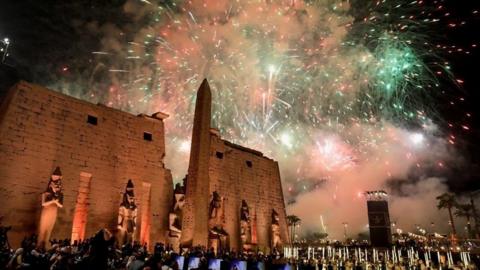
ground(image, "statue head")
xmin=47 ymin=167 xmax=63 ymax=195
xmin=172 ymin=183 xmax=185 ymax=211
xmin=174 ymin=183 xmax=184 ymax=195
xmin=121 ymin=179 xmax=136 ymax=209
xmin=209 ymin=191 xmax=222 ymax=218
xmin=212 ymin=191 xmax=221 ymax=201
xmin=241 ymin=200 xmax=248 ymax=210
xmin=173 ymin=193 xmax=185 ymax=212
xmin=241 ymin=200 xmax=250 ymax=222
xmin=272 ymin=209 xmax=279 ymax=225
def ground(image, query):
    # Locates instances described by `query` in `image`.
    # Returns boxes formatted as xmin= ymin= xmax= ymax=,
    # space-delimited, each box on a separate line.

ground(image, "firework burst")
xmin=49 ymin=0 xmax=475 ymax=199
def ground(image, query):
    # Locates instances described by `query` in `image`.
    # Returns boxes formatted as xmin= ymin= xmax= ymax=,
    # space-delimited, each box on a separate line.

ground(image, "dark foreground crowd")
xmin=0 ymin=228 xmax=479 ymax=270
xmin=1 ymin=228 xmax=183 ymax=270
xmin=0 ymin=228 xmax=285 ymax=270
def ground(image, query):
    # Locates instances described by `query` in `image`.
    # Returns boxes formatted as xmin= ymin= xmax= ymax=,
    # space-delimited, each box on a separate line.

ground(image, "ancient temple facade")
xmin=0 ymin=79 xmax=288 ymax=253
xmin=180 ymin=80 xmax=289 ymax=252
xmin=0 ymin=81 xmax=173 ymax=248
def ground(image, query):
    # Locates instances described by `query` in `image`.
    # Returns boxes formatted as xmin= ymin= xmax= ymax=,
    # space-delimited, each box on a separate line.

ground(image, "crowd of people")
xmin=0 ymin=228 xmax=179 ymax=270
xmin=0 ymin=227 xmax=479 ymax=270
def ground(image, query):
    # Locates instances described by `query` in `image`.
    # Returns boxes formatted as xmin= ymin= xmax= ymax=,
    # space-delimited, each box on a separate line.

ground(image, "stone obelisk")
xmin=181 ymin=79 xmax=211 ymax=247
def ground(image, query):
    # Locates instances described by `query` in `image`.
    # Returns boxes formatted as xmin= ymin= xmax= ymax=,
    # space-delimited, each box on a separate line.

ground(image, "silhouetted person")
xmin=86 ymin=229 xmax=113 ymax=270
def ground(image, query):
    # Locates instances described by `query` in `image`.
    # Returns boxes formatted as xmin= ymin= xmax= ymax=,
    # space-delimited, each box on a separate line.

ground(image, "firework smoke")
xmin=26 ymin=0 xmax=475 ymax=238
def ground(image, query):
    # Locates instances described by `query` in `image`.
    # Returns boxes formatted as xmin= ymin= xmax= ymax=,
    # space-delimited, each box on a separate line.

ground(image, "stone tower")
xmin=365 ymin=191 xmax=392 ymax=247
xmin=181 ymin=79 xmax=212 ymax=247
xmin=0 ymin=81 xmax=173 ymax=249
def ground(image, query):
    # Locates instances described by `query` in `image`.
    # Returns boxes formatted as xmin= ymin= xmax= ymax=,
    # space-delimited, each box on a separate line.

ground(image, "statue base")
xmin=242 ymin=243 xmax=258 ymax=252
xmin=167 ymin=234 xmax=181 ymax=252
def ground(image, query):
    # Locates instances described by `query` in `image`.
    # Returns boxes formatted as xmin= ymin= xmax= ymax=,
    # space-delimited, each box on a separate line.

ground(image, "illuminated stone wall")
xmin=208 ymin=131 xmax=290 ymax=252
xmin=0 ymin=81 xmax=173 ymax=248
xmin=180 ymin=80 xmax=289 ymax=252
